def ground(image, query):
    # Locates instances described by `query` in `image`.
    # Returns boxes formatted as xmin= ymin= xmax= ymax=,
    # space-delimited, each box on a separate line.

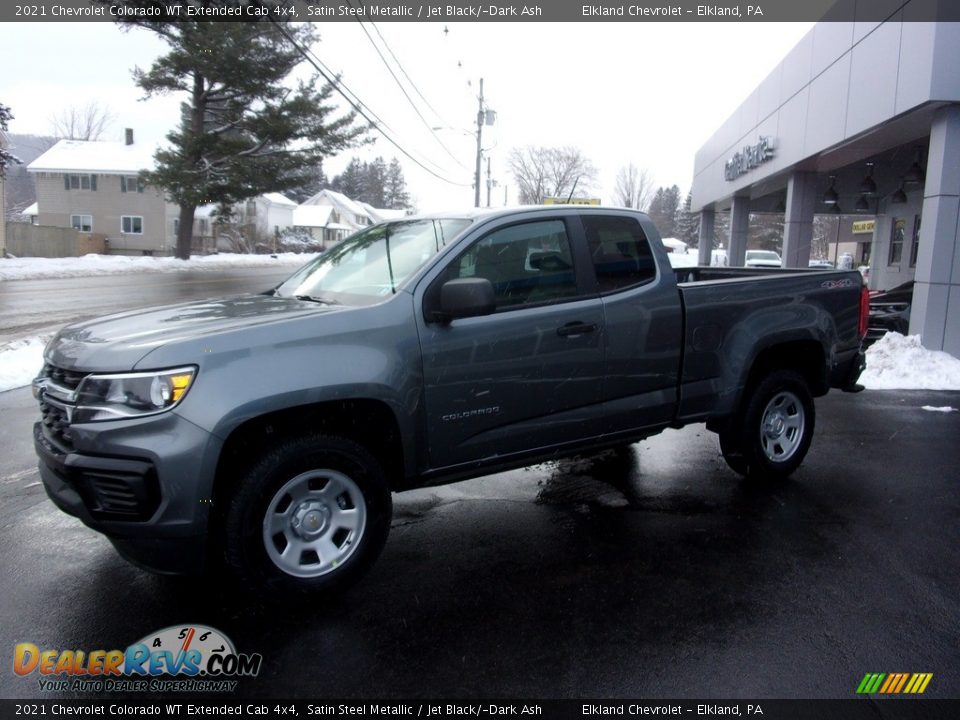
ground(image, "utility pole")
xmin=474 ymin=78 xmax=484 ymax=208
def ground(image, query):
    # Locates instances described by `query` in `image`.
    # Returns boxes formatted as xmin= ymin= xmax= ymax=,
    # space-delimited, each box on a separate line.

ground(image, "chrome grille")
xmin=36 ymin=363 xmax=88 ymax=451
xmin=40 ymin=363 xmax=86 ymax=391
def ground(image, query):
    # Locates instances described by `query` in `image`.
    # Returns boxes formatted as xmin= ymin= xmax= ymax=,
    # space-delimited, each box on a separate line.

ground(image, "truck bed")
xmin=672 ymin=265 xmax=865 ymax=422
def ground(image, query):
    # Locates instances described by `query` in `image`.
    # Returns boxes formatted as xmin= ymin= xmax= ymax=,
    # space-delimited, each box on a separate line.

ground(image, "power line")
xmin=349 ymin=8 xmax=470 ymax=171
xmin=369 ymin=22 xmax=450 ymax=127
xmin=268 ymin=20 xmax=472 ymax=188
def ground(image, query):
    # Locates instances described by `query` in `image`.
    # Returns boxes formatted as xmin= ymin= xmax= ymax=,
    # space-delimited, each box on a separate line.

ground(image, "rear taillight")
xmin=859 ymin=283 xmax=870 ymax=338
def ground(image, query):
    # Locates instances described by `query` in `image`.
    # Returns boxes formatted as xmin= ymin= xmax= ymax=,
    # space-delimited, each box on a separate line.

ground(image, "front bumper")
xmin=34 ymin=412 xmax=220 ymax=575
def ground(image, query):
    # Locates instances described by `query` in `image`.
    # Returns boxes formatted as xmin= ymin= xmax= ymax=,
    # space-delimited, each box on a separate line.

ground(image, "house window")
xmin=888 ymin=218 xmax=905 ymax=266
xmin=121 ymin=216 xmax=143 ymax=234
xmin=121 ymin=176 xmax=143 ymax=193
xmin=70 ymin=214 xmax=93 ymax=232
xmin=65 ymin=174 xmax=97 ymax=191
xmin=910 ymin=216 xmax=921 ymax=267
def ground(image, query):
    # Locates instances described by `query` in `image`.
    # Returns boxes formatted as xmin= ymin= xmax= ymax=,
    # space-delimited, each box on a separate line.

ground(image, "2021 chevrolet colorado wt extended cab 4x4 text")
xmin=33 ymin=207 xmax=868 ymax=595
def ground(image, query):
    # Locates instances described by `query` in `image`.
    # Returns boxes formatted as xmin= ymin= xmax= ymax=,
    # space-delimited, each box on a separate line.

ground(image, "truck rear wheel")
xmin=721 ymin=370 xmax=815 ymax=479
xmin=224 ymin=434 xmax=391 ymax=597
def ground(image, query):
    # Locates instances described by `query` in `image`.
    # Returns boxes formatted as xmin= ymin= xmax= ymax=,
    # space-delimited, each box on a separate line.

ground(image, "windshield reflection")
xmin=277 ymin=218 xmax=472 ymax=305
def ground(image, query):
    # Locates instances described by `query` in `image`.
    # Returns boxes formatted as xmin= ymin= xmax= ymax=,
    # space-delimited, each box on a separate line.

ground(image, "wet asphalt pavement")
xmin=1 ymin=385 xmax=958 ymax=701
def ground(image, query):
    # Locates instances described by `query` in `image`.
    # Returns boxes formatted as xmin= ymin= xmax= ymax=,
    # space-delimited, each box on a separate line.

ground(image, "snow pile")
xmin=0 ymin=252 xmax=315 ymax=282
xmin=922 ymin=406 xmax=957 ymax=413
xmin=0 ymin=336 xmax=50 ymax=393
xmin=861 ymin=332 xmax=960 ymax=390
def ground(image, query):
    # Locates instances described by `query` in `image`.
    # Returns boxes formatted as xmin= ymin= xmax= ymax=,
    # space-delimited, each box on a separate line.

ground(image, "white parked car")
xmin=745 ymin=250 xmax=783 ymax=268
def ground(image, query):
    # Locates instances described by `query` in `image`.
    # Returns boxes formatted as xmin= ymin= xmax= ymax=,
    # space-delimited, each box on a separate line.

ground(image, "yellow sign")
xmin=852 ymin=220 xmax=876 ymax=234
xmin=543 ymin=197 xmax=601 ymax=206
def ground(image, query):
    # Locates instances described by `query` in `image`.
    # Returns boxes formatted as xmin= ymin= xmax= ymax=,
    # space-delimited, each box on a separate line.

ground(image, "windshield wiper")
xmin=294 ymin=295 xmax=341 ymax=306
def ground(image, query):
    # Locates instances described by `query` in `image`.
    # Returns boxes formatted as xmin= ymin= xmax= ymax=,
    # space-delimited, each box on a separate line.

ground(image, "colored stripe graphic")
xmin=857 ymin=673 xmax=932 ymax=694
xmin=857 ymin=673 xmax=884 ymax=694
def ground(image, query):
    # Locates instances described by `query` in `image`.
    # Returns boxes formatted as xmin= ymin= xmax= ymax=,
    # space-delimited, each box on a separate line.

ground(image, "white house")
xmin=192 ymin=192 xmax=297 ymax=252
xmin=27 ymin=131 xmax=176 ymax=254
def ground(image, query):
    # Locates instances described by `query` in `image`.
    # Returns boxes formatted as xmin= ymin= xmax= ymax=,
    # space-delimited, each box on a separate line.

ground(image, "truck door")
xmin=415 ymin=216 xmax=606 ymax=470
xmin=578 ymin=212 xmax=684 ymax=434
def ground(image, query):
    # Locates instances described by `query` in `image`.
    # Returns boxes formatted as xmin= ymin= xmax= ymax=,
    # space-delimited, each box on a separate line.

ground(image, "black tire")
xmin=722 ymin=370 xmax=815 ymax=479
xmin=224 ymin=434 xmax=392 ymax=597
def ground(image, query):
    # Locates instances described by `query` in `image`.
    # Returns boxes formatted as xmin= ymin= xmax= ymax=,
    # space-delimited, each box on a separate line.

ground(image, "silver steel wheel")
xmin=262 ymin=469 xmax=368 ymax=578
xmin=759 ymin=390 xmax=806 ymax=463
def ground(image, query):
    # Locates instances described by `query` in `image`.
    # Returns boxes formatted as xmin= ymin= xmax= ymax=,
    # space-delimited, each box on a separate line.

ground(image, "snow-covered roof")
xmin=27 ymin=138 xmax=157 ymax=175
xmin=263 ymin=192 xmax=296 ymax=207
xmin=301 ymin=189 xmax=370 ymax=220
xmin=292 ymin=205 xmax=334 ymax=227
xmin=360 ymin=203 xmax=407 ymax=223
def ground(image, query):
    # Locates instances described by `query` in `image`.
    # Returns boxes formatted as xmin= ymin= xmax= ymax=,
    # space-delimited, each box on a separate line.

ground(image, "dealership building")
xmin=690 ymin=8 xmax=960 ymax=356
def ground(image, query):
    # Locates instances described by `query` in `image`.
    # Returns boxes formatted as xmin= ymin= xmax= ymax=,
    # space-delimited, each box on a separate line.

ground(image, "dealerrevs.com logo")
xmin=13 ymin=625 xmax=262 ymax=693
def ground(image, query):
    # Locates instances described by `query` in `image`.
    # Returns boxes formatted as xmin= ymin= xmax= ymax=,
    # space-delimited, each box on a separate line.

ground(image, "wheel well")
xmin=212 ymin=400 xmax=405 ymax=509
xmin=707 ymin=340 xmax=827 ymax=434
xmin=745 ymin=341 xmax=828 ymax=398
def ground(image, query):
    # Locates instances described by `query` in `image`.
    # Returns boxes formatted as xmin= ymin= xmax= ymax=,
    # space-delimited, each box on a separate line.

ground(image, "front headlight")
xmin=74 ymin=367 xmax=197 ymax=423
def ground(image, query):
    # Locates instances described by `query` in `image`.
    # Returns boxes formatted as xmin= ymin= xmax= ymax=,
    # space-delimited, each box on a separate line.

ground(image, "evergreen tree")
xmin=104 ymin=17 xmax=366 ymax=258
xmin=364 ymin=157 xmax=388 ymax=208
xmin=647 ymin=185 xmax=681 ymax=239
xmin=331 ymin=158 xmax=365 ymax=199
xmin=283 ymin=162 xmax=329 ymax=204
xmin=384 ymin=158 xmax=411 ymax=210
xmin=330 ymin=156 xmax=411 ymax=210
xmin=0 ymin=103 xmax=22 ymax=178
xmin=674 ymin=192 xmax=700 ymax=247
xmin=749 ymin=213 xmax=785 ymax=253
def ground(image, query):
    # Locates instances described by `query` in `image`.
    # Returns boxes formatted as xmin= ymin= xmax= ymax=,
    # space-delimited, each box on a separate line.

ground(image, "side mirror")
xmin=439 ymin=277 xmax=495 ymax=321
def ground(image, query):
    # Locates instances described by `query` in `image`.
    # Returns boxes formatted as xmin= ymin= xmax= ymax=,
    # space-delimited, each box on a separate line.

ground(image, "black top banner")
xmin=4 ymin=0 xmax=960 ymax=23
xmin=1 ymin=700 xmax=959 ymax=720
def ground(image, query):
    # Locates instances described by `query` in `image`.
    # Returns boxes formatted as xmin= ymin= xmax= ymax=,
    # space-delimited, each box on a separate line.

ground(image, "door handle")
xmin=556 ymin=322 xmax=597 ymax=337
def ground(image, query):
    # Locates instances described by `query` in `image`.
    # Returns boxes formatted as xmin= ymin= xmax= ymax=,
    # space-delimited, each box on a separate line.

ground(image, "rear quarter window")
xmin=582 ymin=215 xmax=656 ymax=294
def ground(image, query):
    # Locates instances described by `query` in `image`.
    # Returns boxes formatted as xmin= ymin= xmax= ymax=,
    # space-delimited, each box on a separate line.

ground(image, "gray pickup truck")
xmin=33 ymin=207 xmax=867 ymax=595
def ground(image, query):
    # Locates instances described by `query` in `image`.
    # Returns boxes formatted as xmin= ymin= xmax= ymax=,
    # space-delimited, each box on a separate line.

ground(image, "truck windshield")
xmin=276 ymin=218 xmax=472 ymax=305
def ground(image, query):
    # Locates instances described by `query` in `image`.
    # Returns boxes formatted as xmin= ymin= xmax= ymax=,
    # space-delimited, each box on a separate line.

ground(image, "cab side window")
xmin=449 ymin=220 xmax=578 ymax=310
xmin=583 ymin=215 xmax=656 ymax=293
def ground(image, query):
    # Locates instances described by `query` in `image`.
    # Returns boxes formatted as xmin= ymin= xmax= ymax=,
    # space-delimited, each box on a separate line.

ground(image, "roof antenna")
xmin=565 ymin=177 xmax=580 ymax=203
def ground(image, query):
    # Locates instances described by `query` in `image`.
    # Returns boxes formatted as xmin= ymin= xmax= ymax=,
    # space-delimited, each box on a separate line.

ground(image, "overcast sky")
xmin=1 ymin=21 xmax=814 ymax=211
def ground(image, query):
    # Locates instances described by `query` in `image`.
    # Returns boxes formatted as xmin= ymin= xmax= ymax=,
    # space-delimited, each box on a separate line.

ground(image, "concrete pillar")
xmin=782 ymin=171 xmax=817 ymax=268
xmin=728 ymin=196 xmax=750 ymax=266
xmin=910 ymin=104 xmax=960 ymax=356
xmin=697 ymin=209 xmax=715 ymax=265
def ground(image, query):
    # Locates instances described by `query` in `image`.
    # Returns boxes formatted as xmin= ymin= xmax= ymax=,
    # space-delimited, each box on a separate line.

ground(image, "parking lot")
xmin=1 ymin=385 xmax=958 ymax=700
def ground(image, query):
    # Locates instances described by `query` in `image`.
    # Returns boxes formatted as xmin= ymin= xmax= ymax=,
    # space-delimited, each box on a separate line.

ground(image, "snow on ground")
xmin=0 ymin=336 xmax=51 ymax=393
xmin=860 ymin=333 xmax=960 ymax=391
xmin=0 ymin=252 xmax=315 ymax=281
xmin=922 ymin=406 xmax=957 ymax=413
xmin=667 ymin=251 xmax=698 ymax=268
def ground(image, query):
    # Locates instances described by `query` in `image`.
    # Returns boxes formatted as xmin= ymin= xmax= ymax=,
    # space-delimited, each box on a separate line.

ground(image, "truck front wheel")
xmin=224 ymin=434 xmax=392 ymax=596
xmin=721 ymin=370 xmax=815 ymax=479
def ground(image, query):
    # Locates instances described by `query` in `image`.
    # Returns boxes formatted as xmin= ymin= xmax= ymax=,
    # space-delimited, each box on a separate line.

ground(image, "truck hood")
xmin=44 ymin=293 xmax=341 ymax=371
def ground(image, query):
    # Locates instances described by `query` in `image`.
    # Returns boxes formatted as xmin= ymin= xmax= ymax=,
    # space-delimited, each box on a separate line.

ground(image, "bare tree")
xmin=50 ymin=102 xmax=115 ymax=141
xmin=613 ymin=163 xmax=654 ymax=210
xmin=507 ymin=146 xmax=598 ymax=204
